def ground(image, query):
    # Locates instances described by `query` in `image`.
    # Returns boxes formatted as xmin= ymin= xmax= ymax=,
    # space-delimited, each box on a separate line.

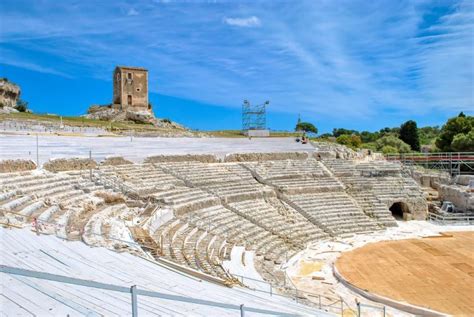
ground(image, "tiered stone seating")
xmin=288 ymin=192 xmax=380 ymax=235
xmin=95 ymin=163 xmax=184 ymax=195
xmin=0 ymin=156 xmax=427 ymax=298
xmin=151 ymin=187 xmax=220 ymax=215
xmin=244 ymin=159 xmax=381 ymax=234
xmin=160 ymin=162 xmax=274 ymax=202
xmin=323 ymin=158 xmax=425 ymax=224
xmin=0 ymin=170 xmax=141 ymax=246
xmin=228 ymin=198 xmax=327 ymax=247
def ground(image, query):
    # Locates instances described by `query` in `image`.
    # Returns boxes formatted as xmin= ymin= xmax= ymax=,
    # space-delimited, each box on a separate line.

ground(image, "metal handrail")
xmin=427 ymin=212 xmax=474 ymax=225
xmin=1 ymin=213 xmax=344 ymax=314
xmin=0 ymin=265 xmax=305 ymax=317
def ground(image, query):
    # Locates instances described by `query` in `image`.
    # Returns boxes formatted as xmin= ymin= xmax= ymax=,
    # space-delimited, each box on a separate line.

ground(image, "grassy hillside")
xmin=0 ymin=112 xmax=188 ymax=134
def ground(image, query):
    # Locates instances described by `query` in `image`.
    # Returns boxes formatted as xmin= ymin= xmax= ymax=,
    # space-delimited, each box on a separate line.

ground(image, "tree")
xmin=399 ymin=120 xmax=420 ymax=151
xmin=435 ymin=114 xmax=474 ymax=151
xmin=336 ymin=134 xmax=362 ymax=149
xmin=360 ymin=131 xmax=379 ymax=143
xmin=332 ymin=128 xmax=358 ymax=137
xmin=318 ymin=133 xmax=333 ymax=139
xmin=15 ymin=99 xmax=28 ymax=112
xmin=451 ymin=130 xmax=474 ymax=151
xmin=375 ymin=135 xmax=411 ymax=153
xmin=296 ymin=122 xmax=318 ymax=134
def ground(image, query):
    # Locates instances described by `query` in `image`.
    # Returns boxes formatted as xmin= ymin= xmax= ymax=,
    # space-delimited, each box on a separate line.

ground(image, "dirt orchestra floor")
xmin=335 ymin=231 xmax=474 ymax=316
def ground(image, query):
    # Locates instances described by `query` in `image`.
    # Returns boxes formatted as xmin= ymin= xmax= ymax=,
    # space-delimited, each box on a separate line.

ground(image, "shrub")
xmin=336 ymin=134 xmax=362 ymax=149
xmin=375 ymin=135 xmax=411 ymax=153
xmin=381 ymin=145 xmax=398 ymax=154
xmin=15 ymin=99 xmax=28 ymax=112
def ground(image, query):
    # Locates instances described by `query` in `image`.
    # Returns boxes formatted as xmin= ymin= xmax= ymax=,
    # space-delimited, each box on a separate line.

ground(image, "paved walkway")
xmin=0 ymin=134 xmax=313 ymax=163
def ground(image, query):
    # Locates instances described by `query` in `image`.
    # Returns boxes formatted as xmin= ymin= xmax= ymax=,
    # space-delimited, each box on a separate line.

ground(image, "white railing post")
xmin=240 ymin=304 xmax=245 ymax=317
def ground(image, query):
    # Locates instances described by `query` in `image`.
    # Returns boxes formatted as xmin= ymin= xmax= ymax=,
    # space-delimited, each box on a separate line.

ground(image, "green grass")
xmin=0 ymin=112 xmax=187 ymax=133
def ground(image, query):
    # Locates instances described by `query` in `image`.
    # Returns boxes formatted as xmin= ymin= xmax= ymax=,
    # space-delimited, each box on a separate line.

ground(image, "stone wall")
xmin=224 ymin=152 xmax=309 ymax=162
xmin=112 ymin=66 xmax=149 ymax=113
xmin=439 ymin=184 xmax=474 ymax=212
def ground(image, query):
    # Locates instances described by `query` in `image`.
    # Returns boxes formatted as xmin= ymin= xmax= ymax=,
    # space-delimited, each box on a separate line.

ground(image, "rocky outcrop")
xmin=311 ymin=141 xmax=362 ymax=160
xmin=439 ymin=184 xmax=474 ymax=212
xmin=0 ymin=79 xmax=20 ymax=113
xmin=85 ymin=104 xmax=188 ymax=131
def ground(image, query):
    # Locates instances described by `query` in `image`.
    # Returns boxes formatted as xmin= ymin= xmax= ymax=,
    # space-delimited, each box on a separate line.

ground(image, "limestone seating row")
xmin=0 ymin=171 xmax=144 ymax=249
xmin=205 ymin=182 xmax=275 ymax=203
xmin=82 ymin=204 xmax=131 ymax=247
xmin=151 ymin=187 xmax=220 ymax=215
xmin=245 ymin=159 xmax=328 ymax=181
xmin=150 ymin=218 xmax=230 ymax=280
xmin=94 ymin=164 xmax=183 ymax=195
xmin=159 ymin=162 xmax=274 ymax=203
xmin=268 ymin=178 xmax=344 ymax=194
xmin=351 ymin=193 xmax=397 ymax=226
xmin=287 ymin=193 xmax=379 ymax=234
xmin=160 ymin=162 xmax=255 ymax=186
xmin=228 ymin=199 xmax=327 ymax=246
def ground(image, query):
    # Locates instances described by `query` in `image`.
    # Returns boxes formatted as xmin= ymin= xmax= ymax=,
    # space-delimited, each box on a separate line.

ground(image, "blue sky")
xmin=0 ymin=0 xmax=472 ymax=132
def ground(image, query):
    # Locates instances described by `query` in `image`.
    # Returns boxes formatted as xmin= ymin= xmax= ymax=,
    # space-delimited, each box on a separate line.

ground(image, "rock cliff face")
xmin=85 ymin=104 xmax=155 ymax=124
xmin=439 ymin=175 xmax=474 ymax=212
xmin=0 ymin=79 xmax=21 ymax=113
xmin=85 ymin=104 xmax=189 ymax=132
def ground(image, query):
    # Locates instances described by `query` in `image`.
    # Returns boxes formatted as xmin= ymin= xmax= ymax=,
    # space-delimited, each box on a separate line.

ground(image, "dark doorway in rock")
xmin=390 ymin=202 xmax=409 ymax=220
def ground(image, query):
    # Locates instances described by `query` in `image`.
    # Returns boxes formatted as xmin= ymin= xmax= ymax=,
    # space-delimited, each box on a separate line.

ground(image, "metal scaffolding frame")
xmin=242 ymin=100 xmax=269 ymax=131
xmin=386 ymin=152 xmax=474 ymax=176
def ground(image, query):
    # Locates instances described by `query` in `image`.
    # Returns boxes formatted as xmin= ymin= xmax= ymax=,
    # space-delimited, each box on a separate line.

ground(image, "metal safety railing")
xmin=356 ymin=302 xmax=386 ymax=317
xmin=427 ymin=212 xmax=474 ymax=225
xmin=386 ymin=152 xmax=474 ymax=176
xmin=1 ymin=214 xmax=337 ymax=315
xmin=231 ymin=273 xmax=346 ymax=315
xmin=0 ymin=265 xmax=287 ymax=317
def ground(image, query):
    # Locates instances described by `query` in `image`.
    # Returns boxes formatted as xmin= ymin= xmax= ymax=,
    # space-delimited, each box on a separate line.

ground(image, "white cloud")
xmin=127 ymin=8 xmax=139 ymax=16
xmin=223 ymin=16 xmax=261 ymax=27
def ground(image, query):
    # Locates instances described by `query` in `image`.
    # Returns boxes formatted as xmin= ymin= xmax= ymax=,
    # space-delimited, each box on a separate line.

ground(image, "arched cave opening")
xmin=390 ymin=202 xmax=410 ymax=220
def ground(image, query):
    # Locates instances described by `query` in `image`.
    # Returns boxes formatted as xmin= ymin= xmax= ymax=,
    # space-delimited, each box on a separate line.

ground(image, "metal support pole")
xmin=340 ymin=297 xmax=343 ymax=316
xmin=89 ymin=150 xmax=92 ymax=181
xmin=357 ymin=302 xmax=360 ymax=317
xmin=240 ymin=304 xmax=245 ymax=317
xmin=383 ymin=305 xmax=386 ymax=317
xmin=131 ymin=285 xmax=138 ymax=317
xmin=36 ymin=134 xmax=39 ymax=169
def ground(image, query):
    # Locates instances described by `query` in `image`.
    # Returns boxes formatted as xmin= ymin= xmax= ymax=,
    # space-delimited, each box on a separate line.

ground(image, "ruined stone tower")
xmin=113 ymin=66 xmax=150 ymax=112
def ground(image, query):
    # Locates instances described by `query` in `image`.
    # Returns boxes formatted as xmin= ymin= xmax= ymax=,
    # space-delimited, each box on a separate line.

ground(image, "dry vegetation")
xmin=0 ymin=159 xmax=36 ymax=173
xmin=101 ymin=156 xmax=133 ymax=166
xmin=43 ymin=158 xmax=97 ymax=172
xmin=95 ymin=191 xmax=126 ymax=204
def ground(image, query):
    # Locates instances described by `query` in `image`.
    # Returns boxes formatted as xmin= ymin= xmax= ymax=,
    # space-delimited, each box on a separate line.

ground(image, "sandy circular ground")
xmin=335 ymin=231 xmax=474 ymax=316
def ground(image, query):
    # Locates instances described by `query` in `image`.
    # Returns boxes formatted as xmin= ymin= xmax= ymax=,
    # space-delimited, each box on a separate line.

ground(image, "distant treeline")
xmin=313 ymin=112 xmax=473 ymax=153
